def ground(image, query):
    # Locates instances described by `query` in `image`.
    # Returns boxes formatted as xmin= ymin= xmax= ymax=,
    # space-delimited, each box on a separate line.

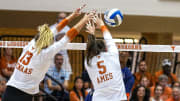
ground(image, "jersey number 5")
xmin=97 ymin=60 xmax=107 ymax=74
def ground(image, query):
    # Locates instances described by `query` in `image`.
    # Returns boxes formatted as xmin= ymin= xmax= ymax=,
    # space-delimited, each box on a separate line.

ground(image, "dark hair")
xmin=154 ymin=84 xmax=164 ymax=93
xmin=130 ymin=85 xmax=150 ymax=101
xmin=73 ymin=76 xmax=86 ymax=100
xmin=138 ymin=60 xmax=146 ymax=65
xmin=86 ymin=34 xmax=106 ymax=66
xmin=55 ymin=53 xmax=63 ymax=58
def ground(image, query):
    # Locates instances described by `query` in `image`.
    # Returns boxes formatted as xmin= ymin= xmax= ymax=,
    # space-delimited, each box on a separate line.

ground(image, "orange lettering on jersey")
xmin=24 ymin=68 xmax=28 ymax=74
xmin=97 ymin=77 xmax=101 ymax=84
xmin=19 ymin=51 xmax=33 ymax=65
xmin=19 ymin=66 xmax=24 ymax=72
xmin=109 ymin=73 xmax=113 ymax=79
xmin=100 ymin=75 xmax=105 ymax=82
xmin=97 ymin=61 xmax=106 ymax=74
xmin=15 ymin=62 xmax=33 ymax=74
xmin=16 ymin=63 xmax=21 ymax=70
xmin=97 ymin=72 xmax=113 ymax=84
xmin=105 ymin=73 xmax=109 ymax=81
xmin=27 ymin=68 xmax=33 ymax=74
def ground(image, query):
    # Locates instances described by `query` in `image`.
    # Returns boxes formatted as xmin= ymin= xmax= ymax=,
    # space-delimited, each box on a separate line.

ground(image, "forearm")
xmin=47 ymin=79 xmax=56 ymax=90
xmin=56 ymin=19 xmax=69 ymax=32
xmin=100 ymin=25 xmax=118 ymax=53
xmin=66 ymin=13 xmax=76 ymax=23
xmin=56 ymin=12 xmax=77 ymax=32
xmin=63 ymin=80 xmax=69 ymax=89
xmin=101 ymin=25 xmax=112 ymax=40
xmin=73 ymin=17 xmax=88 ymax=32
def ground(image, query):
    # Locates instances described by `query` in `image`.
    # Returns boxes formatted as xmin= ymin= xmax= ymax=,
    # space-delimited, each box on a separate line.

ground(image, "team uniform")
xmin=3 ymin=19 xmax=78 ymax=101
xmin=85 ymin=26 xmax=127 ymax=101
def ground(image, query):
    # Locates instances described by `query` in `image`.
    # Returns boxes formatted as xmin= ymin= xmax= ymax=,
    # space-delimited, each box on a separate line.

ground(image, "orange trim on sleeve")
xmin=66 ymin=28 xmax=78 ymax=41
xmin=56 ymin=19 xmax=69 ymax=32
xmin=101 ymin=25 xmax=108 ymax=33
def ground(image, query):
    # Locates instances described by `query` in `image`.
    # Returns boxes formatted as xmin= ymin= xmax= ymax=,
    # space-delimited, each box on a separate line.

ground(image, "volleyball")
xmin=104 ymin=8 xmax=123 ymax=27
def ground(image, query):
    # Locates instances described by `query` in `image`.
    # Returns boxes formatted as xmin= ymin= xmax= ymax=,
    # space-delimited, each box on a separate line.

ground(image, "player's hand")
xmin=93 ymin=12 xmax=105 ymax=29
xmin=72 ymin=4 xmax=86 ymax=18
xmin=86 ymin=20 xmax=95 ymax=35
xmin=83 ymin=10 xmax=96 ymax=22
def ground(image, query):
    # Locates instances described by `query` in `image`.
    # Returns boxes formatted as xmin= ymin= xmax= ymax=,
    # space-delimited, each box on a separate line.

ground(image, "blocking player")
xmin=84 ymin=13 xmax=127 ymax=101
xmin=2 ymin=5 xmax=94 ymax=101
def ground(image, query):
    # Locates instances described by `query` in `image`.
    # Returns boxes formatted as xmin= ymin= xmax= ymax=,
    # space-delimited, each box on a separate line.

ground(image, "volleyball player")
xmin=84 ymin=13 xmax=127 ymax=101
xmin=2 ymin=6 xmax=94 ymax=101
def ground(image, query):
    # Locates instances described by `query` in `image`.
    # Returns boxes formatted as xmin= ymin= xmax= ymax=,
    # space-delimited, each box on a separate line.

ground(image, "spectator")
xmin=0 ymin=76 xmax=6 ymax=100
xmin=149 ymin=84 xmax=163 ymax=101
xmin=130 ymin=85 xmax=150 ymax=101
xmin=172 ymin=81 xmax=180 ymax=88
xmin=70 ymin=76 xmax=88 ymax=101
xmin=133 ymin=60 xmax=153 ymax=89
xmin=50 ymin=12 xmax=72 ymax=78
xmin=154 ymin=59 xmax=178 ymax=87
xmin=44 ymin=53 xmax=69 ymax=101
xmin=119 ymin=51 xmax=135 ymax=99
xmin=139 ymin=76 xmax=150 ymax=88
xmin=150 ymin=75 xmax=172 ymax=101
xmin=166 ymin=86 xmax=180 ymax=101
xmin=81 ymin=70 xmax=91 ymax=93
xmin=0 ymin=48 xmax=17 ymax=80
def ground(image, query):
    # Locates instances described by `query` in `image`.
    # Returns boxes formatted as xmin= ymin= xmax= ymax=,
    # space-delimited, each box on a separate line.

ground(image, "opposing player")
xmin=2 ymin=6 xmax=94 ymax=101
xmin=84 ymin=13 xmax=127 ymax=101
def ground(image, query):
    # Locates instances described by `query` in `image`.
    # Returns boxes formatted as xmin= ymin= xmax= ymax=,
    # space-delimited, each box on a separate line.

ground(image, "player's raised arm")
xmin=45 ymin=11 xmax=94 ymax=56
xmin=94 ymin=13 xmax=118 ymax=53
xmin=56 ymin=4 xmax=86 ymax=33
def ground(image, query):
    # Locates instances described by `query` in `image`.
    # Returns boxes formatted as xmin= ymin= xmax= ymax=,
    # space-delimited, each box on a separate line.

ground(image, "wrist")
xmin=100 ymin=23 xmax=105 ymax=26
xmin=101 ymin=25 xmax=108 ymax=32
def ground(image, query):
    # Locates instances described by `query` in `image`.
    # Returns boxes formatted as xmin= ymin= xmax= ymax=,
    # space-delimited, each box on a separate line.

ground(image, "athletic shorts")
xmin=2 ymin=86 xmax=33 ymax=101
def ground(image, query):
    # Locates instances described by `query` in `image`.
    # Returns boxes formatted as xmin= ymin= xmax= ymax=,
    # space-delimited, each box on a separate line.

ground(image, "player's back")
xmin=85 ymin=51 xmax=124 ymax=91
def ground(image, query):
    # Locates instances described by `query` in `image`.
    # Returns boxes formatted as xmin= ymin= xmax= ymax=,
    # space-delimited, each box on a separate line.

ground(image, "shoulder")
xmin=134 ymin=72 xmax=140 ymax=76
xmin=85 ymin=90 xmax=88 ymax=96
xmin=165 ymin=86 xmax=172 ymax=92
xmin=0 ymin=57 xmax=7 ymax=64
xmin=123 ymin=67 xmax=131 ymax=72
xmin=165 ymin=97 xmax=173 ymax=101
xmin=145 ymin=72 xmax=152 ymax=77
xmin=0 ymin=57 xmax=6 ymax=61
xmin=60 ymin=68 xmax=66 ymax=74
xmin=150 ymin=86 xmax=155 ymax=91
xmin=155 ymin=70 xmax=163 ymax=76
xmin=70 ymin=90 xmax=76 ymax=95
xmin=170 ymin=73 xmax=178 ymax=79
xmin=47 ymin=67 xmax=56 ymax=73
xmin=149 ymin=97 xmax=153 ymax=101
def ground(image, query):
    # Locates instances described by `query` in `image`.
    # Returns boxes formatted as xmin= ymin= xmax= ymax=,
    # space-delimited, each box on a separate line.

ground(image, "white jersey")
xmin=7 ymin=35 xmax=70 ymax=94
xmin=85 ymin=27 xmax=127 ymax=101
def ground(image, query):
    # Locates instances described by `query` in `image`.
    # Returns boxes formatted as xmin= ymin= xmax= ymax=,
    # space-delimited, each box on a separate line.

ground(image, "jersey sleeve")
xmin=41 ymin=28 xmax=78 ymax=57
xmin=101 ymin=25 xmax=118 ymax=54
xmin=50 ymin=19 xmax=69 ymax=36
